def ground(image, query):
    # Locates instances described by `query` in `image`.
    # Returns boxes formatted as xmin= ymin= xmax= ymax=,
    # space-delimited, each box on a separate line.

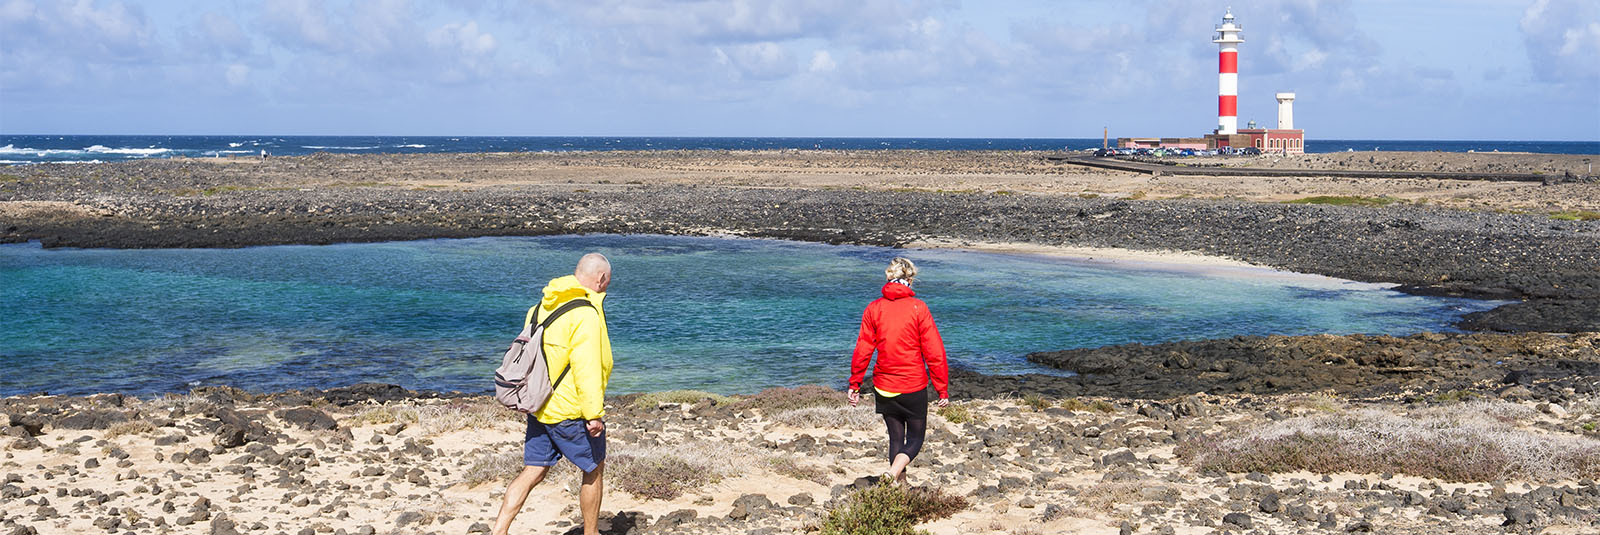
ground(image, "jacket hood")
xmin=542 ymin=275 xmax=604 ymax=309
xmin=880 ymin=281 xmax=915 ymax=300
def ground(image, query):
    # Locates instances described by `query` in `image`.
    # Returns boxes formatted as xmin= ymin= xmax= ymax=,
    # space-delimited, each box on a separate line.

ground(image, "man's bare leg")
xmin=580 ymin=461 xmax=605 ymax=535
xmin=491 ymin=465 xmax=550 ymax=535
xmin=886 ymin=453 xmax=912 ymax=485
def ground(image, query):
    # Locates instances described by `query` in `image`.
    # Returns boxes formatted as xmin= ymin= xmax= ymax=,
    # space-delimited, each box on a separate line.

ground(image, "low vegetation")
xmin=934 ymin=403 xmax=972 ymax=424
xmin=768 ymin=457 xmax=830 ymax=485
xmin=820 ymin=482 xmax=969 ymax=535
xmin=1177 ymin=401 xmax=1600 ymax=482
xmin=105 ymin=420 xmax=155 ymax=438
xmin=347 ymin=400 xmax=519 ymax=435
xmin=1059 ymin=398 xmax=1116 ymax=413
xmin=1068 ymin=480 xmax=1182 ymax=513
xmin=631 ymin=389 xmax=734 ymax=410
xmin=734 ymin=384 xmax=841 ymax=413
xmin=1285 ymin=195 xmax=1400 ymax=207
xmin=1550 ymin=210 xmax=1600 ymax=221
xmin=609 ymin=453 xmax=715 ymax=500
xmin=609 ymin=440 xmax=768 ymax=500
xmin=460 ymin=451 xmax=527 ymax=487
xmin=771 ymin=405 xmax=880 ymax=430
xmin=1022 ymin=393 xmax=1051 ymax=412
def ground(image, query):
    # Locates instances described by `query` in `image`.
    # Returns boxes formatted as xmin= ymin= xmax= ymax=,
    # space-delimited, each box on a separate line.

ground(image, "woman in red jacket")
xmin=848 ymin=257 xmax=950 ymax=485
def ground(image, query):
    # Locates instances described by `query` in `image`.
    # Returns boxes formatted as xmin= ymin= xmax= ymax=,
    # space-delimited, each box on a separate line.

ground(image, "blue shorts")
xmin=523 ymin=417 xmax=606 ymax=473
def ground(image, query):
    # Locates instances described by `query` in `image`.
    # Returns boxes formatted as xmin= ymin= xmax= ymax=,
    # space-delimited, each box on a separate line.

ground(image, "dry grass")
xmin=768 ymin=457 xmax=831 ymax=485
xmin=346 ymin=400 xmax=521 ymax=435
xmin=1059 ymin=398 xmax=1115 ymax=413
xmin=138 ymin=393 xmax=214 ymax=415
xmin=105 ymin=420 xmax=155 ymax=438
xmin=734 ymin=385 xmax=842 ymax=413
xmin=770 ymin=405 xmax=881 ymax=430
xmin=1283 ymin=393 xmax=1345 ymax=413
xmin=459 ymin=451 xmax=526 ymax=487
xmin=1178 ymin=401 xmax=1600 ymax=482
xmin=606 ymin=439 xmax=774 ymax=500
xmin=1070 ymin=480 xmax=1182 ymax=513
xmin=631 ymin=390 xmax=735 ymax=410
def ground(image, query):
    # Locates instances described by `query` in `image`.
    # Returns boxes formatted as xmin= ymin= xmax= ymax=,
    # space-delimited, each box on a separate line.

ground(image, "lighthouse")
xmin=1213 ymin=9 xmax=1243 ymax=135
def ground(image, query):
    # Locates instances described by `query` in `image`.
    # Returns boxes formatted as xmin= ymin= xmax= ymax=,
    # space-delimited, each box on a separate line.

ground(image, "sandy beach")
xmin=3 ymin=149 xmax=1599 ymax=534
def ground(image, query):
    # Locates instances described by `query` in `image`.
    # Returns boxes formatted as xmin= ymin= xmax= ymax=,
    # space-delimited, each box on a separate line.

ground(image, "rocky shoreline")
xmin=4 ymin=154 xmax=1598 ymax=331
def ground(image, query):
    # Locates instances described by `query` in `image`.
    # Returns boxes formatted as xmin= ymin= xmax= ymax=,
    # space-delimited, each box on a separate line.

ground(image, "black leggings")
xmin=883 ymin=414 xmax=927 ymax=463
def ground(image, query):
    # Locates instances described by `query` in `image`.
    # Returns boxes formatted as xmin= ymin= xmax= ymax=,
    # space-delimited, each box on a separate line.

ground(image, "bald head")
xmin=575 ymin=253 xmax=611 ymax=293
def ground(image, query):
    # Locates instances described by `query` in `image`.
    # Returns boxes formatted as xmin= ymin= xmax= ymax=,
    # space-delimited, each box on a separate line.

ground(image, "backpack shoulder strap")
xmin=536 ymin=298 xmax=594 ymax=390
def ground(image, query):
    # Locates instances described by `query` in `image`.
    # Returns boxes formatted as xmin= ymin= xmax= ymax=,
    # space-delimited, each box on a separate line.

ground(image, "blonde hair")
xmin=885 ymin=257 xmax=917 ymax=283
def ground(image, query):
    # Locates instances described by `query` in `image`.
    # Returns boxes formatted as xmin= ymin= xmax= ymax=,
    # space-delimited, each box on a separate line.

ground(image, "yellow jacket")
xmin=523 ymin=275 xmax=612 ymax=424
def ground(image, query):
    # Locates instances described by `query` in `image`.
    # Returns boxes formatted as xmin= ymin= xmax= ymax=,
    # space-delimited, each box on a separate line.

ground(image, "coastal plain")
xmin=2 ymin=150 xmax=1599 ymax=534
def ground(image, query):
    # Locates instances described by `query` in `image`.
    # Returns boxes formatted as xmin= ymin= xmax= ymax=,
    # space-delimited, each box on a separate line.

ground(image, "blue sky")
xmin=1 ymin=0 xmax=1596 ymax=140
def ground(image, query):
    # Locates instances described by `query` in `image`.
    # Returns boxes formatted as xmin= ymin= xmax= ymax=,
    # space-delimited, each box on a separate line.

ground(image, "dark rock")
xmin=1101 ymin=449 xmax=1139 ymax=466
xmin=1221 ymin=512 xmax=1252 ymax=529
xmin=1258 ymin=492 xmax=1280 ymax=513
xmin=1503 ymin=505 xmax=1535 ymax=526
xmin=274 ymin=408 xmax=337 ymax=431
xmin=395 ymin=511 xmax=425 ymax=526
xmin=786 ymin=493 xmax=812 ymax=507
xmin=728 ymin=494 xmax=773 ymax=520
xmin=213 ymin=426 xmax=246 ymax=449
xmin=649 ymin=509 xmax=697 ymax=532
xmin=209 ymin=514 xmax=241 ymax=535
xmin=312 ymin=384 xmax=431 ymax=406
xmin=54 ymin=410 xmax=128 ymax=431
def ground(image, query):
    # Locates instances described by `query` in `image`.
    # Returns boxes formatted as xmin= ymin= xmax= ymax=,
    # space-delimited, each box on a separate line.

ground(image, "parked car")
xmin=1242 ymin=147 xmax=1262 ymax=155
xmin=1093 ymin=148 xmax=1116 ymax=157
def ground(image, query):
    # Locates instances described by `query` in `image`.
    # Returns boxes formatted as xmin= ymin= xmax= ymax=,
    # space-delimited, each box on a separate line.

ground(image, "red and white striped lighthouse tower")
xmin=1213 ymin=9 xmax=1243 ymax=135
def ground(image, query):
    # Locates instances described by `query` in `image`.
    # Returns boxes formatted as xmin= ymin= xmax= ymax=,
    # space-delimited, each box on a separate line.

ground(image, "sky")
xmin=1 ymin=0 xmax=1597 ymax=140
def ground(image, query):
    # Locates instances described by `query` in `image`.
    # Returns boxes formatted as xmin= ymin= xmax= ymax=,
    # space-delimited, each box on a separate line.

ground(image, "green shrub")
xmin=1550 ymin=210 xmax=1600 ymax=222
xmin=821 ymin=482 xmax=968 ymax=535
xmin=1022 ymin=394 xmax=1051 ymax=412
xmin=1285 ymin=195 xmax=1398 ymax=207
xmin=735 ymin=385 xmax=841 ymax=413
xmin=1430 ymin=389 xmax=1480 ymax=404
xmin=935 ymin=404 xmax=971 ymax=424
xmin=632 ymin=390 xmax=734 ymax=410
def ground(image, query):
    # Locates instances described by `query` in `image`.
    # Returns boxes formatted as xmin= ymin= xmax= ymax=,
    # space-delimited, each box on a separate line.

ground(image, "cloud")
xmin=1521 ymin=0 xmax=1600 ymax=84
xmin=0 ymin=0 xmax=162 ymax=92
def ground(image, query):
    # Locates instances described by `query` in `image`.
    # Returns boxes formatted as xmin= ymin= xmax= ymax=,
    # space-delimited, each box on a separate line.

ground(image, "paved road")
xmin=1048 ymin=156 xmax=1569 ymax=182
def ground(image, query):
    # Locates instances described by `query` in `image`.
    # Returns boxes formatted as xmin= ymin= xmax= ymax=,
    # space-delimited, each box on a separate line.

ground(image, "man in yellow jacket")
xmin=492 ymin=253 xmax=614 ymax=535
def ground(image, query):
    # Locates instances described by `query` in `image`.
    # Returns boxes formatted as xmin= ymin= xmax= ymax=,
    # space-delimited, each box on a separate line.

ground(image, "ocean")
xmin=1 ymin=135 xmax=1595 ymax=165
xmin=0 ymin=235 xmax=1503 ymax=397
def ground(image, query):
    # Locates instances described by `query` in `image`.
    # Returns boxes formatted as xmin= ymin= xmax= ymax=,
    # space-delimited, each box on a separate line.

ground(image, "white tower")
xmin=1213 ymin=9 xmax=1243 ymax=135
xmin=1275 ymin=92 xmax=1296 ymax=129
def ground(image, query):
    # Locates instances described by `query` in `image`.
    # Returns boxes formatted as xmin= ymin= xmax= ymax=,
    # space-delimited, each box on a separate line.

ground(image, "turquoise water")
xmin=0 ymin=235 xmax=1502 ymax=396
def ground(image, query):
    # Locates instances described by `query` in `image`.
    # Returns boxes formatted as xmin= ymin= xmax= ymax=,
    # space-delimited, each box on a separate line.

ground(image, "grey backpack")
xmin=494 ymin=299 xmax=592 ymax=413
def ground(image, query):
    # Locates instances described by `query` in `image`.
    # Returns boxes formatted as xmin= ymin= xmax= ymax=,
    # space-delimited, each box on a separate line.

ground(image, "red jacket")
xmin=849 ymin=282 xmax=949 ymax=398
